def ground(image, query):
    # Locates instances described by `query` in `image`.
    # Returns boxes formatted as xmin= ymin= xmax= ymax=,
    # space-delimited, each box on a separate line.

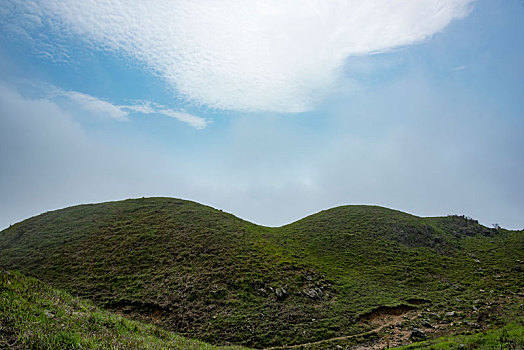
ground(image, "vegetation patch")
xmin=396 ymin=317 xmax=524 ymax=349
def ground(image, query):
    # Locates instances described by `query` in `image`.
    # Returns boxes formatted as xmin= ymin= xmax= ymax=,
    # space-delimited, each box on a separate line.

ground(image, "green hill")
xmin=0 ymin=198 xmax=522 ymax=349
xmin=0 ymin=269 xmax=246 ymax=349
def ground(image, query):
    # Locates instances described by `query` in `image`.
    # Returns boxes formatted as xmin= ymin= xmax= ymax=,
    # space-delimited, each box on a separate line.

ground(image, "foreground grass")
xmin=396 ymin=318 xmax=524 ymax=349
xmin=0 ymin=270 xmax=247 ymax=349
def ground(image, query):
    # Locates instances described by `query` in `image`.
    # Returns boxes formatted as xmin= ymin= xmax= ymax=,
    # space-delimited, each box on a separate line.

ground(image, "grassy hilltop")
xmin=0 ymin=197 xmax=522 ymax=349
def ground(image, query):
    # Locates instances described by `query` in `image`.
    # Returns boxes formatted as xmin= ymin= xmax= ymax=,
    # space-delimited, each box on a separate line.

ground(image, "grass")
xmin=0 ymin=197 xmax=522 ymax=348
xmin=0 ymin=269 xmax=248 ymax=349
xmin=396 ymin=317 xmax=524 ymax=349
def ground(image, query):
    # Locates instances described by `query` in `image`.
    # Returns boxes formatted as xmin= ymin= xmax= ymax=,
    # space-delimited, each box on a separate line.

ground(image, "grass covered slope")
xmin=396 ymin=318 xmax=524 ymax=349
xmin=0 ymin=198 xmax=523 ymax=348
xmin=0 ymin=269 xmax=246 ymax=349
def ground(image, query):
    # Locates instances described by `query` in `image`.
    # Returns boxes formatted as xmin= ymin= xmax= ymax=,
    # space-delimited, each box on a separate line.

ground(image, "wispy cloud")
xmin=63 ymin=90 xmax=129 ymax=121
xmin=153 ymin=108 xmax=209 ymax=130
xmin=2 ymin=0 xmax=475 ymax=113
xmin=41 ymin=85 xmax=209 ymax=129
xmin=451 ymin=65 xmax=467 ymax=71
xmin=119 ymin=101 xmax=209 ymax=130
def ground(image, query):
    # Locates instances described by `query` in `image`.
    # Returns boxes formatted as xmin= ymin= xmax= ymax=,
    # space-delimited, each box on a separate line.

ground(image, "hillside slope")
xmin=0 ymin=269 xmax=246 ymax=349
xmin=0 ymin=198 xmax=522 ymax=348
xmin=397 ymin=318 xmax=523 ymax=349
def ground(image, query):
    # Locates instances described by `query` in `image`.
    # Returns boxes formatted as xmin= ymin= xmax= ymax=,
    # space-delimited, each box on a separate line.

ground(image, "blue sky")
xmin=0 ymin=0 xmax=523 ymax=229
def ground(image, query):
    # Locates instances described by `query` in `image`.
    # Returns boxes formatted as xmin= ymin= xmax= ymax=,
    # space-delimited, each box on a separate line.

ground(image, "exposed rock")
xmin=430 ymin=312 xmax=441 ymax=319
xmin=303 ymin=287 xmax=323 ymax=299
xmin=275 ymin=287 xmax=287 ymax=300
xmin=463 ymin=321 xmax=481 ymax=329
xmin=421 ymin=319 xmax=433 ymax=328
xmin=410 ymin=328 xmax=427 ymax=340
xmin=445 ymin=311 xmax=455 ymax=317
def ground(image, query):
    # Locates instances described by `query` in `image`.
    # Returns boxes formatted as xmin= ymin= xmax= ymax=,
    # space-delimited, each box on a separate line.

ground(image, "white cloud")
xmin=64 ymin=90 xmax=129 ymax=121
xmin=3 ymin=0 xmax=475 ymax=113
xmin=118 ymin=101 xmax=209 ymax=129
xmin=119 ymin=102 xmax=156 ymax=115
xmin=38 ymin=85 xmax=209 ymax=128
xmin=155 ymin=109 xmax=209 ymax=130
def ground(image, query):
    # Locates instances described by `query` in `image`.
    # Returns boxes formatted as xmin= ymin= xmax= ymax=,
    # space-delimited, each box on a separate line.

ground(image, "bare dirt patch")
xmin=265 ymin=305 xmax=419 ymax=349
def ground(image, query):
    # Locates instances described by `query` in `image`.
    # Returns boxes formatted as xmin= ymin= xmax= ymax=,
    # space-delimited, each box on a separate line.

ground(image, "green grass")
xmin=396 ymin=318 xmax=524 ymax=349
xmin=0 ymin=198 xmax=522 ymax=348
xmin=0 ymin=269 xmax=248 ymax=349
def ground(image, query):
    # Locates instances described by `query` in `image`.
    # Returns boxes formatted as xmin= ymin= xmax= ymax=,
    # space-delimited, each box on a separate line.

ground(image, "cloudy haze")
xmin=0 ymin=0 xmax=523 ymax=230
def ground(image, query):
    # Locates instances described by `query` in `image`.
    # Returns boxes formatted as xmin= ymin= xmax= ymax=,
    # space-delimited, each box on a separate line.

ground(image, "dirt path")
xmin=264 ymin=311 xmax=414 ymax=350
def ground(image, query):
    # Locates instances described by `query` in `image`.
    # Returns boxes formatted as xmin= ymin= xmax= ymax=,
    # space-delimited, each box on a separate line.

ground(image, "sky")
xmin=0 ymin=0 xmax=523 ymax=230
